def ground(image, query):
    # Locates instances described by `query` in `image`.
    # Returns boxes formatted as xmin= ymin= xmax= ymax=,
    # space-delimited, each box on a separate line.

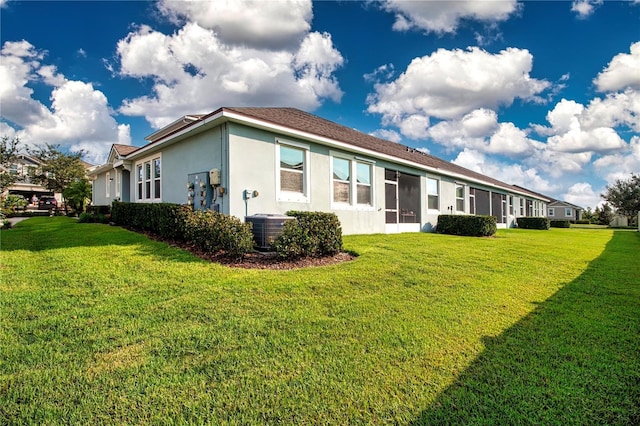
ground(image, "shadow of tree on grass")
xmin=412 ymin=231 xmax=640 ymax=425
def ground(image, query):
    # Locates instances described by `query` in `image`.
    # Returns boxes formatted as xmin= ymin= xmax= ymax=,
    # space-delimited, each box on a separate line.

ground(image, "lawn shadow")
xmin=1 ymin=217 xmax=201 ymax=264
xmin=412 ymin=230 xmax=640 ymax=425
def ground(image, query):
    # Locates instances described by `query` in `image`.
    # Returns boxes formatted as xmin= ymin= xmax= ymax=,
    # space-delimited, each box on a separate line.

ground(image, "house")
xmin=547 ymin=200 xmax=584 ymax=222
xmin=2 ymin=154 xmax=52 ymax=204
xmin=89 ymin=107 xmax=549 ymax=235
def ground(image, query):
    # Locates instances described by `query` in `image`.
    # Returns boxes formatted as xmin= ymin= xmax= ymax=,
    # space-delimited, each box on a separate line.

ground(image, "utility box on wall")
xmin=187 ymin=172 xmax=213 ymax=211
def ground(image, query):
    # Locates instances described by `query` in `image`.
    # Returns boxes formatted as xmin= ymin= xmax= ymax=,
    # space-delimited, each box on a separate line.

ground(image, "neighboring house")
xmin=3 ymin=154 xmax=52 ymax=203
xmin=547 ymin=200 xmax=583 ymax=221
xmin=89 ymin=107 xmax=549 ymax=235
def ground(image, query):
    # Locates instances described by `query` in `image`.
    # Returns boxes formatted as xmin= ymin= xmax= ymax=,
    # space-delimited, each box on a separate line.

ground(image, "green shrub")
xmin=112 ymin=202 xmax=253 ymax=260
xmin=87 ymin=205 xmax=111 ymax=215
xmin=111 ymin=201 xmax=191 ymax=241
xmin=550 ymin=220 xmax=571 ymax=228
xmin=436 ymin=215 xmax=497 ymax=237
xmin=517 ymin=217 xmax=550 ymax=230
xmin=575 ymin=219 xmax=590 ymax=225
xmin=184 ymin=210 xmax=254 ymax=260
xmin=78 ymin=212 xmax=109 ymax=224
xmin=2 ymin=195 xmax=27 ymax=212
xmin=1 ymin=219 xmax=11 ymax=229
xmin=272 ymin=211 xmax=343 ymax=259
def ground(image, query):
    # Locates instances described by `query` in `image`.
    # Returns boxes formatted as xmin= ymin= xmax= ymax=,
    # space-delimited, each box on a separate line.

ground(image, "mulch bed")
xmin=140 ymin=230 xmax=356 ymax=270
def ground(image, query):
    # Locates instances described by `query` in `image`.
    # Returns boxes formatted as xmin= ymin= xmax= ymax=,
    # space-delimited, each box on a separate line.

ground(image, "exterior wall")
xmin=92 ymin=172 xmax=111 ymax=206
xmin=225 ymin=124 xmax=387 ymax=234
xmin=547 ymin=204 xmax=580 ymax=220
xmin=133 ymin=126 xmax=225 ymax=211
xmin=223 ymin=123 xmax=547 ymax=235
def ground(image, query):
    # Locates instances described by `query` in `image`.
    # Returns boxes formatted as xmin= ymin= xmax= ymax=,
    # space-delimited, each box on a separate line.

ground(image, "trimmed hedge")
xmin=436 ymin=215 xmax=497 ymax=237
xmin=111 ymin=201 xmax=253 ymax=260
xmin=111 ymin=201 xmax=191 ymax=241
xmin=550 ymin=220 xmax=571 ymax=228
xmin=78 ymin=212 xmax=110 ymax=223
xmin=272 ymin=211 xmax=343 ymax=259
xmin=517 ymin=216 xmax=550 ymax=230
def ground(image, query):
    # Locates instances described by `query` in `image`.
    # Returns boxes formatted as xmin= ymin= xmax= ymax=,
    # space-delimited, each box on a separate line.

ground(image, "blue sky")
xmin=1 ymin=0 xmax=639 ymax=209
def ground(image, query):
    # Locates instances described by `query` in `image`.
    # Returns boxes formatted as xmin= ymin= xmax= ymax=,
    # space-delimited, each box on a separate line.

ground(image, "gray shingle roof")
xmin=223 ymin=107 xmax=545 ymax=199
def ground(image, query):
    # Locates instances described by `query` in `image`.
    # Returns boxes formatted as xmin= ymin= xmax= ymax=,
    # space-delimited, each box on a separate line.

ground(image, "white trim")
xmin=134 ymin=153 xmax=162 ymax=203
xmin=105 ymin=172 xmax=111 ymax=198
xmin=329 ymin=151 xmax=375 ymax=211
xmin=276 ymin=139 xmax=310 ymax=203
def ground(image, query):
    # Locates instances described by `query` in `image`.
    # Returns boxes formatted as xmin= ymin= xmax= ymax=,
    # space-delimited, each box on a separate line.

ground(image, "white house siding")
xmin=92 ymin=172 xmax=111 ymax=206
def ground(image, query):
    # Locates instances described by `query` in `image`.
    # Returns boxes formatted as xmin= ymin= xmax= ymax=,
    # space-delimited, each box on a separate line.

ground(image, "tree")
xmin=29 ymin=144 xmax=87 ymax=211
xmin=595 ymin=203 xmax=614 ymax=226
xmin=0 ymin=136 xmax=21 ymax=195
xmin=601 ymin=173 xmax=640 ymax=222
xmin=63 ymin=178 xmax=92 ymax=214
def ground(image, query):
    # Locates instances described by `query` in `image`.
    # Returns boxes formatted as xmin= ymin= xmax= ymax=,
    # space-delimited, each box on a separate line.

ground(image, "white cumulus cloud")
xmin=157 ymin=0 xmax=312 ymax=50
xmin=117 ymin=12 xmax=344 ymax=129
xmin=380 ymin=0 xmax=519 ymax=34
xmin=571 ymin=0 xmax=603 ymax=19
xmin=594 ymin=41 xmax=640 ymax=92
xmin=366 ymin=47 xmax=550 ymax=136
xmin=0 ymin=40 xmax=131 ymax=163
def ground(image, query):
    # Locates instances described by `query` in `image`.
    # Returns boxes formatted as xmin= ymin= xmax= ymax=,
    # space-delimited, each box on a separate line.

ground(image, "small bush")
xmin=517 ymin=217 xmax=550 ymax=230
xmin=78 ymin=212 xmax=109 ymax=223
xmin=184 ymin=210 xmax=254 ymax=260
xmin=1 ymin=219 xmax=11 ymax=230
xmin=272 ymin=211 xmax=343 ymax=259
xmin=436 ymin=215 xmax=497 ymax=237
xmin=112 ymin=202 xmax=253 ymax=260
xmin=575 ymin=219 xmax=591 ymax=225
xmin=550 ymin=220 xmax=571 ymax=228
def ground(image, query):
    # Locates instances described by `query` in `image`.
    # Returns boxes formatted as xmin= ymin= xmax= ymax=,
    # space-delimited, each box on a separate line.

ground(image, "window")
xmin=519 ymin=198 xmax=525 ymax=216
xmin=427 ymin=178 xmax=439 ymax=210
xmin=548 ymin=208 xmax=555 ymax=217
xmin=332 ymin=157 xmax=350 ymax=203
xmin=330 ymin=154 xmax=374 ymax=208
xmin=277 ymin=141 xmax=309 ymax=202
xmin=455 ymin=184 xmax=465 ymax=212
xmin=565 ymin=208 xmax=572 ymax=217
xmin=356 ymin=162 xmax=372 ymax=206
xmin=153 ymin=158 xmax=161 ymax=199
xmin=136 ymin=156 xmax=161 ymax=201
xmin=137 ymin=165 xmax=143 ymax=200
xmin=508 ymin=195 xmax=514 ymax=215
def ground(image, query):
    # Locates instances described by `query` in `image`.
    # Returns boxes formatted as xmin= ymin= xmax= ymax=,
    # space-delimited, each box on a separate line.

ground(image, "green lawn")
xmin=1 ymin=217 xmax=638 ymax=425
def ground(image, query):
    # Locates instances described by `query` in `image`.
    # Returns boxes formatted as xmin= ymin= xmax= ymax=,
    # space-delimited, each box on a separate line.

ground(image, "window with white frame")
xmin=106 ymin=172 xmax=111 ymax=198
xmin=356 ymin=162 xmax=372 ymax=206
xmin=136 ymin=165 xmax=143 ymax=200
xmin=153 ymin=158 xmax=161 ymax=199
xmin=508 ymin=195 xmax=514 ymax=215
xmin=277 ymin=140 xmax=309 ymax=202
xmin=565 ymin=207 xmax=572 ymax=217
xmin=136 ymin=155 xmax=161 ymax=201
xmin=549 ymin=208 xmax=554 ymax=217
xmin=331 ymin=154 xmax=374 ymax=208
xmin=469 ymin=188 xmax=476 ymax=214
xmin=519 ymin=198 xmax=525 ymax=216
xmin=427 ymin=178 xmax=439 ymax=210
xmin=455 ymin=184 xmax=464 ymax=212
xmin=332 ymin=157 xmax=351 ymax=204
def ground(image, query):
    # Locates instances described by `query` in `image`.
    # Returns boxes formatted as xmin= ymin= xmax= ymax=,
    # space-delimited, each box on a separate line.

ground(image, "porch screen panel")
xmin=474 ymin=188 xmax=491 ymax=216
xmin=385 ymin=182 xmax=397 ymax=224
xmin=398 ymin=172 xmax=420 ymax=223
xmin=492 ymin=192 xmax=506 ymax=223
